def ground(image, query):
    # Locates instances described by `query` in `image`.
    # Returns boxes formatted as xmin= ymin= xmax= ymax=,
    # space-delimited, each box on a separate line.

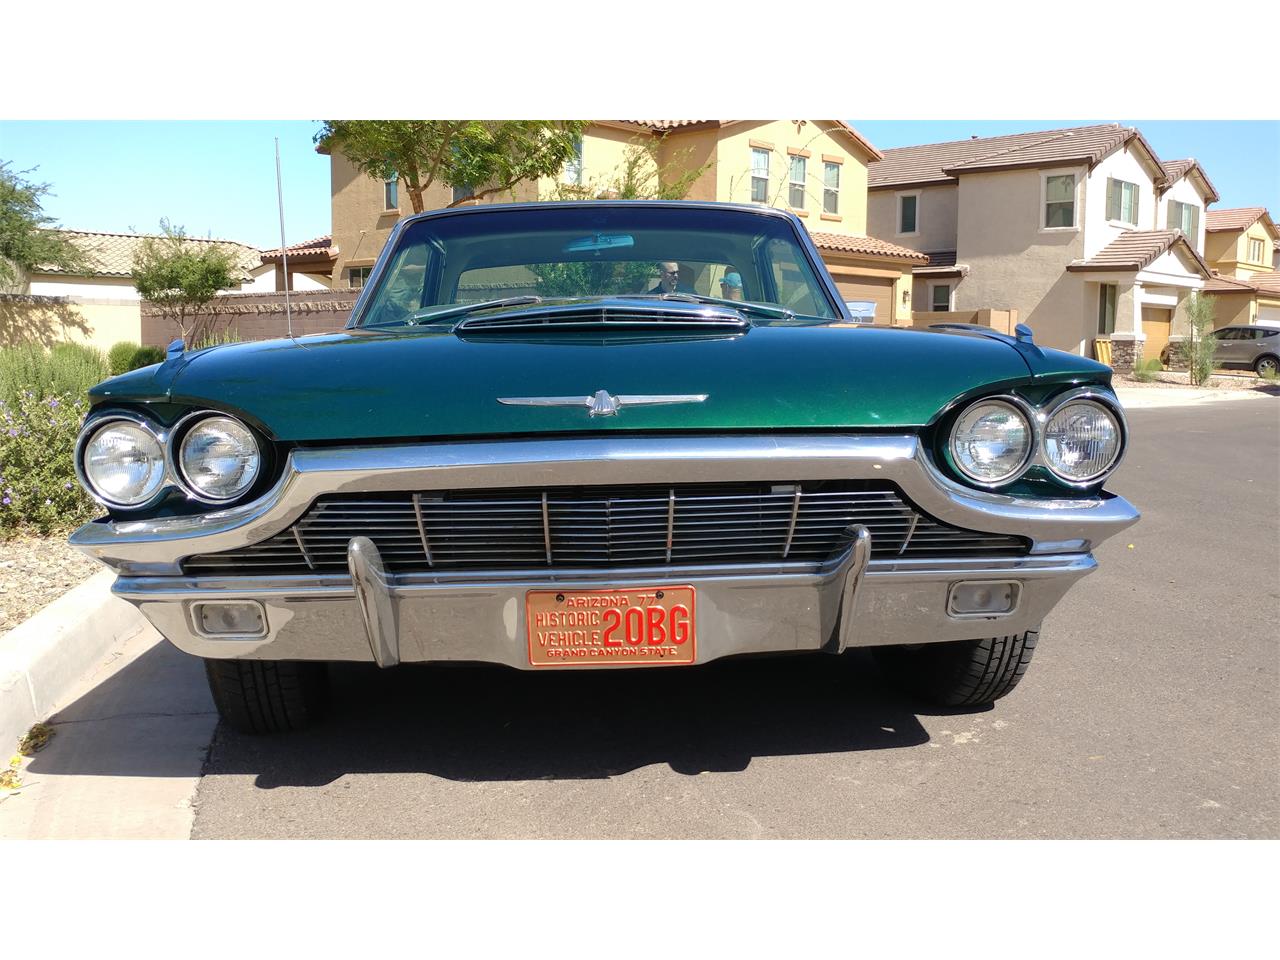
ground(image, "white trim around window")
xmin=1040 ymin=169 xmax=1080 ymax=233
xmin=895 ymin=190 xmax=921 ymax=237
xmin=929 ymin=281 xmax=953 ymax=312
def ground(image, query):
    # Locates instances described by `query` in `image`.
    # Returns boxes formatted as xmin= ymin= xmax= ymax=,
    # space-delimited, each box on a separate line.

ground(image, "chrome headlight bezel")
xmin=942 ymin=388 xmax=1127 ymax=491
xmin=74 ymin=413 xmax=168 ymax=509
xmin=1038 ymin=391 xmax=1127 ymax=487
xmin=946 ymin=395 xmax=1036 ymax=488
xmin=173 ymin=412 xmax=262 ymax=504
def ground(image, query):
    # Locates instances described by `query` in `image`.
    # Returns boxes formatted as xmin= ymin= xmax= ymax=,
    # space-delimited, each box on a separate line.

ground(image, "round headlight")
xmin=949 ymin=400 xmax=1033 ymax=485
xmin=178 ymin=416 xmax=261 ymax=502
xmin=82 ymin=421 xmax=166 ymax=506
xmin=1042 ymin=400 xmax=1122 ymax=483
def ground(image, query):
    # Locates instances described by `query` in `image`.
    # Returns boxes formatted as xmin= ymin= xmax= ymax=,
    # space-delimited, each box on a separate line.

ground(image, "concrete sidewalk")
xmin=0 ymin=627 xmax=216 ymax=840
xmin=1113 ymin=385 xmax=1277 ymax=409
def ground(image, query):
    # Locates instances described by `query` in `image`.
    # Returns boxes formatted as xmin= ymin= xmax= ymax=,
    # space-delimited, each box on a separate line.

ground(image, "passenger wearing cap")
xmin=719 ymin=271 xmax=744 ymax=301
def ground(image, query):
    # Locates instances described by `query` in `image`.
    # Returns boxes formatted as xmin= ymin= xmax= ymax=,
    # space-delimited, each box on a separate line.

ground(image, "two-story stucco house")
xmin=866 ymin=124 xmax=1219 ymax=369
xmin=1201 ymin=208 xmax=1280 ymax=328
xmin=323 ymin=120 xmax=927 ymax=326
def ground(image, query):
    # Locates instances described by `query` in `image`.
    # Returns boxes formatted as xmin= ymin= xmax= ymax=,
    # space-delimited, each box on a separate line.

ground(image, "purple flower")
xmin=49 ymin=398 xmax=60 ymax=408
xmin=6 ymin=429 xmax=16 ymax=437
xmin=2 ymin=497 xmax=9 ymax=506
xmin=64 ymin=482 xmax=72 ymax=489
xmin=44 ymin=499 xmax=51 ymax=506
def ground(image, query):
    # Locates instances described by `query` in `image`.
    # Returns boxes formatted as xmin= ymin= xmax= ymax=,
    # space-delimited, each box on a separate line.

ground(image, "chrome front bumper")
xmin=73 ymin=433 xmax=1138 ymax=668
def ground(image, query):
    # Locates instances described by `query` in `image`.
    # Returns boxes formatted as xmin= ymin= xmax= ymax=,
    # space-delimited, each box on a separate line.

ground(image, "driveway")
xmin=5 ymin=398 xmax=1277 ymax=839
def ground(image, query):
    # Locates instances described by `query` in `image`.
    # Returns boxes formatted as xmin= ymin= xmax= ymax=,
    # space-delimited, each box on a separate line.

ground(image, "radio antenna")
xmin=274 ymin=137 xmax=294 ymax=340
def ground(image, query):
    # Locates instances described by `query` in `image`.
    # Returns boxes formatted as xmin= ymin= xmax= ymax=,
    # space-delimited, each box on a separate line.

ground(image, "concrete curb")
xmin=0 ymin=570 xmax=144 ymax=751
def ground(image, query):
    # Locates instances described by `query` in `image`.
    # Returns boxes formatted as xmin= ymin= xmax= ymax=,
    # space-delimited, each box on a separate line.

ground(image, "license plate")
xmin=526 ymin=585 xmax=696 ymax=668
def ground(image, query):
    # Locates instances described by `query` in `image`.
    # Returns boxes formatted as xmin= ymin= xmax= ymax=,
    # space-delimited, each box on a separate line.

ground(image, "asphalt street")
xmin=16 ymin=398 xmax=1279 ymax=838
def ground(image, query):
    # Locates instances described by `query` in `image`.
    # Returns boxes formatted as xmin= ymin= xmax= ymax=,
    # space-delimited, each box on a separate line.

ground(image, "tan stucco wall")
xmin=954 ymin=169 xmax=1089 ymax=353
xmin=867 ymin=184 xmax=958 ymax=255
xmin=1210 ymin=291 xmax=1256 ymax=328
xmin=0 ymin=297 xmax=141 ymax=351
xmin=1205 ymin=220 xmax=1280 ymax=279
xmin=694 ymin=121 xmax=870 ymax=233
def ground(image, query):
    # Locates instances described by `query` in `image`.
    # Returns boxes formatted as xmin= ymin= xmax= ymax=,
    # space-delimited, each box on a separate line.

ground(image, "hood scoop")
xmin=454 ymin=302 xmax=749 ymax=334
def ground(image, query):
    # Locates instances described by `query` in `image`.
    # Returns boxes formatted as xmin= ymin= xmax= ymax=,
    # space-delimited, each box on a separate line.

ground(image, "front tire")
xmin=204 ymin=659 xmax=329 ymax=734
xmin=872 ymin=629 xmax=1039 ymax=707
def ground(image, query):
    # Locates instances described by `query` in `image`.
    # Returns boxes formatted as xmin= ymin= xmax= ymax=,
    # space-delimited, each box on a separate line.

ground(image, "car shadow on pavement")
xmin=24 ymin=640 xmax=963 ymax=787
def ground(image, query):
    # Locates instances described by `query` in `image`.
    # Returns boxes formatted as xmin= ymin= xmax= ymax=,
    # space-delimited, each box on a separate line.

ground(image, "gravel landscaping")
xmin=1 ymin=535 xmax=100 ymax=635
xmin=1118 ymin=370 xmax=1280 ymax=393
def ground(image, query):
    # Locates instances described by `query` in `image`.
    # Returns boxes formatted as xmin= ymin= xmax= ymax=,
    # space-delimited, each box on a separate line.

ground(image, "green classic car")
xmin=70 ymin=201 xmax=1139 ymax=733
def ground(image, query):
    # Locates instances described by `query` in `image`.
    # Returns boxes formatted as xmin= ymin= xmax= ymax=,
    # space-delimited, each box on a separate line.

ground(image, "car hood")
xmin=91 ymin=321 xmax=1108 ymax=442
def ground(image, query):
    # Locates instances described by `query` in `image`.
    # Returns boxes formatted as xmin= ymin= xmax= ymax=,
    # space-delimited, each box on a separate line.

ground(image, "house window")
xmin=898 ymin=193 xmax=918 ymax=234
xmin=452 ymin=183 xmax=472 ymax=204
xmin=1097 ymin=283 xmax=1117 ymax=335
xmin=383 ymin=177 xmax=398 ymax=211
xmin=563 ymin=138 xmax=584 ymax=185
xmin=788 ymin=155 xmax=806 ymax=209
xmin=1248 ymin=238 xmax=1265 ymax=263
xmin=751 ymin=148 xmax=770 ymax=203
xmin=1168 ymin=199 xmax=1198 ymax=238
xmin=348 ymin=266 xmax=372 ymax=289
xmin=931 ymin=283 xmax=951 ymax=312
xmin=1040 ymin=174 xmax=1075 ymax=229
xmin=823 ymin=162 xmax=840 ymax=215
xmin=1107 ymin=177 xmax=1140 ymax=225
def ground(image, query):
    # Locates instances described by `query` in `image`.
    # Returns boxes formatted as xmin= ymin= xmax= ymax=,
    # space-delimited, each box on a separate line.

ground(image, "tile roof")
xmin=1158 ymin=158 xmax=1220 ymax=202
xmin=924 ymin=250 xmax=957 ymax=268
xmin=38 ymin=229 xmax=262 ymax=280
xmin=1246 ymin=270 xmax=1280 ymax=296
xmin=1204 ymin=207 xmax=1271 ymax=232
xmin=869 ymin=124 xmax=1152 ymax=189
xmin=1066 ymin=229 xmax=1211 ymax=276
xmin=1203 ymin=273 xmax=1257 ymax=293
xmin=261 ymin=235 xmax=335 ymax=262
xmin=808 ymin=231 xmax=930 ymax=262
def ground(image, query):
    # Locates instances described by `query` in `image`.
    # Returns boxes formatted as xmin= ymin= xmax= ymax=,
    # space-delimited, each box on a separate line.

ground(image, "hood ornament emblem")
xmin=498 ymin=390 xmax=708 ymax=417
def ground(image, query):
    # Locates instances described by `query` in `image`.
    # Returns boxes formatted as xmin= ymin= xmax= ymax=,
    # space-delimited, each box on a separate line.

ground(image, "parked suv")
xmin=1164 ymin=325 xmax=1280 ymax=376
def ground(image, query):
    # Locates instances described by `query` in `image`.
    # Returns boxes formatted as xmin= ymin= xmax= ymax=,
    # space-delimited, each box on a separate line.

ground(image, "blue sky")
xmin=0 ymin=120 xmax=1276 ymax=250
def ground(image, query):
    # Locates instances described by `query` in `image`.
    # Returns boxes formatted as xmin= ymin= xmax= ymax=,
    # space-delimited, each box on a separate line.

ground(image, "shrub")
xmin=1132 ymin=357 xmax=1162 ymax=383
xmin=189 ymin=327 xmax=242 ymax=351
xmin=0 ymin=391 xmax=97 ymax=537
xmin=1175 ymin=293 xmax=1218 ymax=386
xmin=130 ymin=344 xmax=166 ymax=368
xmin=0 ymin=342 xmax=108 ymax=405
xmin=108 ymin=341 xmax=141 ymax=376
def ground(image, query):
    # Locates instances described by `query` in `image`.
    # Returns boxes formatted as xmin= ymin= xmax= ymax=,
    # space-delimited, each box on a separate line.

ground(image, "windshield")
xmin=355 ymin=205 xmax=840 ymax=327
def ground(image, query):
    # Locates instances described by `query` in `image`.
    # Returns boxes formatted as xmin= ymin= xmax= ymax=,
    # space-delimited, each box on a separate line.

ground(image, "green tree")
xmin=315 ymin=120 xmax=589 ymax=214
xmin=1176 ymin=291 xmax=1218 ymax=386
xmin=0 ymin=161 xmax=87 ymax=289
xmin=130 ymin=219 xmax=239 ymax=344
xmin=546 ymin=137 xmax=708 ymax=202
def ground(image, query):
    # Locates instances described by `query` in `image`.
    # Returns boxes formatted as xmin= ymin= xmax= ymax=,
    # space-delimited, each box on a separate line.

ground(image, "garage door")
xmin=1142 ymin=306 xmax=1172 ymax=364
xmin=832 ymin=275 xmax=894 ymax=324
xmin=1257 ymin=303 xmax=1280 ymax=325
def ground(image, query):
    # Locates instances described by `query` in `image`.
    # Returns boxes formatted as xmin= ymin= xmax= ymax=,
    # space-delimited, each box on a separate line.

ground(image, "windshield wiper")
xmin=403 ymin=296 xmax=542 ymax=326
xmin=618 ymin=292 xmax=796 ymax=320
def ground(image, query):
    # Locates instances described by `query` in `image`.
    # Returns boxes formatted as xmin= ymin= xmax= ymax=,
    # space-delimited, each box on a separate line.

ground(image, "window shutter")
xmin=1132 ymin=187 xmax=1139 ymax=226
xmin=1191 ymin=206 xmax=1199 ymax=241
xmin=1167 ymin=199 xmax=1177 ymax=230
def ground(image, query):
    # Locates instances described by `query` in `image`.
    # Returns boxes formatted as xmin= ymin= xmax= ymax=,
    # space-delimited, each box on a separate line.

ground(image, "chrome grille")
xmin=182 ymin=481 xmax=1029 ymax=575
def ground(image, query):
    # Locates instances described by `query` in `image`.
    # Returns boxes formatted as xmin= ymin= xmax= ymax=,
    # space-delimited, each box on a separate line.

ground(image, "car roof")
xmin=398 ymin=199 xmax=804 ymax=229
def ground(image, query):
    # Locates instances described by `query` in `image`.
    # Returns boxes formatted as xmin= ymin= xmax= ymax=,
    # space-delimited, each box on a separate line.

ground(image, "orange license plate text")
xmin=526 ymin=586 xmax=696 ymax=667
